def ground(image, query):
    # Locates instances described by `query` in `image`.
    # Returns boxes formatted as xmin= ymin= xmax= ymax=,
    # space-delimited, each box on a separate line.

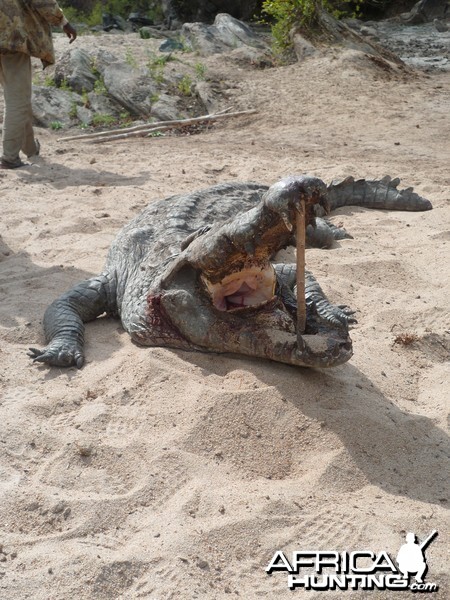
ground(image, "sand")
xmin=0 ymin=32 xmax=449 ymax=599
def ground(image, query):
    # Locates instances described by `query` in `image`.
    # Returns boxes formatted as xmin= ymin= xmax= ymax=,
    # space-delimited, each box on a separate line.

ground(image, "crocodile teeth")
xmin=280 ymin=211 xmax=293 ymax=232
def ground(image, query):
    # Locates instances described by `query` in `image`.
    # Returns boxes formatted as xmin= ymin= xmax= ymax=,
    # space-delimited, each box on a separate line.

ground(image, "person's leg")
xmin=1 ymin=52 xmax=38 ymax=167
xmin=415 ymin=562 xmax=427 ymax=583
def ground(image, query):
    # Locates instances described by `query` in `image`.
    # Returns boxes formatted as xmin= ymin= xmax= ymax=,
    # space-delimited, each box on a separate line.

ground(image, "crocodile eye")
xmin=201 ymin=263 xmax=276 ymax=312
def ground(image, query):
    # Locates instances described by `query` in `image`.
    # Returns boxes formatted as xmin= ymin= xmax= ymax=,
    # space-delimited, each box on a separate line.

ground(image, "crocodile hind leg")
xmin=28 ymin=273 xmax=116 ymax=368
xmin=306 ymin=218 xmax=353 ymax=249
xmin=274 ymin=264 xmax=357 ymax=329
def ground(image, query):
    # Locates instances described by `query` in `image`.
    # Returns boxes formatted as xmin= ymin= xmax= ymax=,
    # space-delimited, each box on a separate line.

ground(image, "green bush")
xmin=177 ymin=75 xmax=192 ymax=96
xmin=261 ymin=1 xmax=374 ymax=53
xmin=59 ymin=1 xmax=103 ymax=26
xmin=92 ymin=113 xmax=116 ymax=126
xmin=261 ymin=0 xmax=325 ymax=52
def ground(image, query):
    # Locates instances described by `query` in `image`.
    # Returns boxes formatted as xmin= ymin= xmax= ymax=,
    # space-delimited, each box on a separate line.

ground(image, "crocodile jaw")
xmin=201 ymin=263 xmax=276 ymax=312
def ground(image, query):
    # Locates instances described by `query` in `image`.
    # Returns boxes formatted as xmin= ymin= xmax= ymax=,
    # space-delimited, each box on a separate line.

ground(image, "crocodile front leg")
xmin=28 ymin=273 xmax=116 ymax=368
xmin=274 ymin=264 xmax=357 ymax=329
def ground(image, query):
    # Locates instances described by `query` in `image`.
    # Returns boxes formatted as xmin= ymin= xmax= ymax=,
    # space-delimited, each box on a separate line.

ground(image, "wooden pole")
xmin=296 ymin=198 xmax=307 ymax=336
xmin=57 ymin=109 xmax=257 ymax=143
xmin=57 ymin=108 xmax=232 ymax=142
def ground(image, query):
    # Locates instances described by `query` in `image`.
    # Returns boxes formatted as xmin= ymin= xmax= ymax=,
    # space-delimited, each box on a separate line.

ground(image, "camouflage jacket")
xmin=0 ymin=0 xmax=66 ymax=67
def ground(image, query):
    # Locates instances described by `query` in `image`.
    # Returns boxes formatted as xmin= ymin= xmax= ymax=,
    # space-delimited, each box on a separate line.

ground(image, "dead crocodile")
xmin=29 ymin=175 xmax=431 ymax=369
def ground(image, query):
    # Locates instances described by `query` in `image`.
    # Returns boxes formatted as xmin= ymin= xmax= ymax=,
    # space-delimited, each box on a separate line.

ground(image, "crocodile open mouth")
xmin=201 ymin=264 xmax=276 ymax=312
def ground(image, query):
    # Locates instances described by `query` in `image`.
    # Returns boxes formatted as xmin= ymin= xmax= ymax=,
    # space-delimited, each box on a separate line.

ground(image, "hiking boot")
xmin=0 ymin=157 xmax=25 ymax=169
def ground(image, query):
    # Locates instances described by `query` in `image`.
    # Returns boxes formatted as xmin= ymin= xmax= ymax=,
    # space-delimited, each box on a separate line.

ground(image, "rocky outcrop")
xmin=32 ymin=47 xmax=190 ymax=128
xmin=290 ymin=9 xmax=409 ymax=69
xmin=31 ymin=14 xmax=272 ymax=129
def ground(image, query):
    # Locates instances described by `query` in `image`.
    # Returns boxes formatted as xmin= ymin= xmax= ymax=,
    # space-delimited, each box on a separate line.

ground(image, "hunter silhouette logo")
xmin=396 ymin=530 xmax=437 ymax=584
xmin=266 ymin=530 xmax=439 ymax=592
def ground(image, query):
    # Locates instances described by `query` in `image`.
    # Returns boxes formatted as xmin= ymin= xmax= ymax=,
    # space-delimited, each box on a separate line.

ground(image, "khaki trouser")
xmin=0 ymin=52 xmax=39 ymax=165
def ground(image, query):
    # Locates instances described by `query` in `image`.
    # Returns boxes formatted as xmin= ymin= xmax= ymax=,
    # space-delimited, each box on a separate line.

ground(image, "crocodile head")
xmin=137 ymin=176 xmax=353 ymax=368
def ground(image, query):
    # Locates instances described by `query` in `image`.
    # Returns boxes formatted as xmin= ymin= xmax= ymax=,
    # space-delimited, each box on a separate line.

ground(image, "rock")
xmin=86 ymin=49 xmax=118 ymax=80
xmin=32 ymin=86 xmax=84 ymax=127
xmin=227 ymin=46 xmax=273 ymax=68
xmin=54 ymin=48 xmax=97 ymax=94
xmin=181 ymin=13 xmax=268 ymax=56
xmin=194 ymin=81 xmax=222 ymax=113
xmin=86 ymin=92 xmax=119 ymax=120
xmin=76 ymin=105 xmax=93 ymax=125
xmin=373 ymin=18 xmax=450 ymax=72
xmin=360 ymin=26 xmax=378 ymax=37
xmin=139 ymin=26 xmax=166 ymax=39
xmin=181 ymin=22 xmax=227 ymax=54
xmin=151 ymin=93 xmax=181 ymax=120
xmin=214 ymin=13 xmax=265 ymax=49
xmin=342 ymin=18 xmax=363 ymax=30
xmin=403 ymin=0 xmax=449 ymax=24
xmin=102 ymin=62 xmax=158 ymax=118
xmin=434 ymin=18 xmax=449 ymax=31
xmin=139 ymin=27 xmax=152 ymax=39
xmin=196 ymin=558 xmax=209 ymax=570
xmin=159 ymin=38 xmax=185 ymax=52
xmin=290 ymin=30 xmax=317 ymax=62
xmin=71 ymin=92 xmax=121 ymax=127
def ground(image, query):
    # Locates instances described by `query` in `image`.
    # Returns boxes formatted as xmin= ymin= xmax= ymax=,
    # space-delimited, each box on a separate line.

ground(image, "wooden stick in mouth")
xmin=296 ymin=198 xmax=307 ymax=336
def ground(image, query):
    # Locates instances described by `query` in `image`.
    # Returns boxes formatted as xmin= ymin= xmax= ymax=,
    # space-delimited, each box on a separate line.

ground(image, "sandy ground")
xmin=0 ymin=31 xmax=449 ymax=599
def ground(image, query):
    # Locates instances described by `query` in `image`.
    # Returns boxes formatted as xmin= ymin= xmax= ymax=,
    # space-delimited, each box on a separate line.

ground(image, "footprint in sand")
xmin=0 ymin=385 xmax=43 ymax=408
xmin=0 ymin=464 xmax=22 ymax=496
xmin=104 ymin=419 xmax=140 ymax=447
xmin=36 ymin=443 xmax=146 ymax=497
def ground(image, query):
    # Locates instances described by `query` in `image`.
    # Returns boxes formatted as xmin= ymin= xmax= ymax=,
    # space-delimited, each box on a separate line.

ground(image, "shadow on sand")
xmin=179 ymin=350 xmax=449 ymax=507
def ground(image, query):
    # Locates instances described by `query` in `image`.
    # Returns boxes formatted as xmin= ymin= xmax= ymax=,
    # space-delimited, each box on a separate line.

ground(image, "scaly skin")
xmin=29 ymin=175 xmax=431 ymax=369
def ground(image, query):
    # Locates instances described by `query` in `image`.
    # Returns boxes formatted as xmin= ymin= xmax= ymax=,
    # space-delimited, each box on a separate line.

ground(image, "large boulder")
xmin=32 ymin=85 xmax=122 ymax=128
xmin=32 ymin=87 xmax=84 ymax=127
xmin=181 ymin=13 xmax=267 ymax=55
xmin=102 ymin=62 xmax=158 ymax=118
xmin=54 ymin=48 xmax=97 ymax=93
xmin=403 ymin=0 xmax=449 ymax=23
xmin=290 ymin=9 xmax=407 ymax=69
xmin=151 ymin=93 xmax=181 ymax=120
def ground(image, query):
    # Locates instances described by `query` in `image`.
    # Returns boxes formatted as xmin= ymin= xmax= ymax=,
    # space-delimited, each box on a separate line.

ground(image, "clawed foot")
xmin=28 ymin=341 xmax=84 ymax=368
xmin=314 ymin=303 xmax=358 ymax=329
xmin=336 ymin=305 xmax=358 ymax=324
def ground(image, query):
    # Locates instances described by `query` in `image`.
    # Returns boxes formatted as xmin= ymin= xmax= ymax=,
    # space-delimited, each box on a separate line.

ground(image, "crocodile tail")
xmin=326 ymin=175 xmax=433 ymax=212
